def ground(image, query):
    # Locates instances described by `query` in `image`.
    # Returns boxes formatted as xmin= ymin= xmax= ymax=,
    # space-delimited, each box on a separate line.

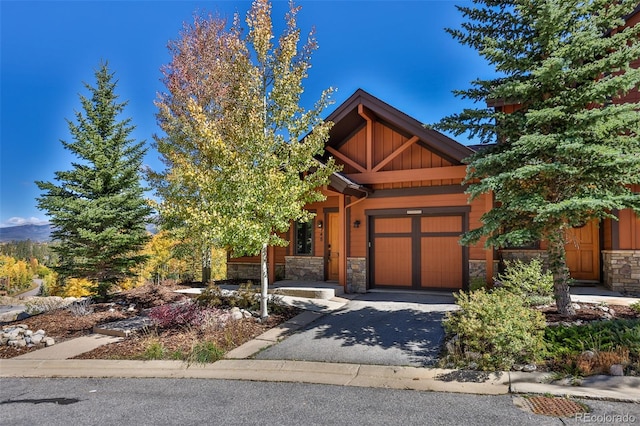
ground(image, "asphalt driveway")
xmin=256 ymin=291 xmax=458 ymax=367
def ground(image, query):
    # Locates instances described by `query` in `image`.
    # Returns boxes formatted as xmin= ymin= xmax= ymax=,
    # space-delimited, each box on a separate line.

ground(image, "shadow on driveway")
xmin=257 ymin=292 xmax=457 ymax=367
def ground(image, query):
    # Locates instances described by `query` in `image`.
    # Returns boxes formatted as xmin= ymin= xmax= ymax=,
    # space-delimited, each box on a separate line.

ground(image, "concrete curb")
xmin=2 ymin=288 xmax=639 ymax=402
xmin=2 ymin=358 xmax=637 ymax=402
xmin=0 ymin=358 xmax=511 ymax=395
xmin=509 ymin=371 xmax=640 ymax=403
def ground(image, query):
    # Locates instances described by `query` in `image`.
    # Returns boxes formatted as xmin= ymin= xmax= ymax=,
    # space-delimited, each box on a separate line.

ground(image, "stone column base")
xmin=602 ymin=250 xmax=640 ymax=294
xmin=347 ymin=257 xmax=366 ymax=293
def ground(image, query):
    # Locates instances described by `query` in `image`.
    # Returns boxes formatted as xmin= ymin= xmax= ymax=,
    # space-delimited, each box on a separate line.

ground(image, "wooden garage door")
xmin=371 ymin=215 xmax=464 ymax=290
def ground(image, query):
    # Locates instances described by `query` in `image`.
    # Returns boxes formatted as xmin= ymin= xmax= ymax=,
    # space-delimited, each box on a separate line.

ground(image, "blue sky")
xmin=0 ymin=0 xmax=494 ymax=228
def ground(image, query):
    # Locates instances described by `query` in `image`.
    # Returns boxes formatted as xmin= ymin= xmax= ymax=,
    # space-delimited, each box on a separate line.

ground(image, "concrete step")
xmin=271 ymin=287 xmax=335 ymax=300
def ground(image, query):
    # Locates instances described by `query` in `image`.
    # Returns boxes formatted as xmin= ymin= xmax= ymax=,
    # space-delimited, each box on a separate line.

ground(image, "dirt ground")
xmin=1 ymin=285 xmax=638 ymax=360
xmin=0 ymin=284 xmax=299 ymax=360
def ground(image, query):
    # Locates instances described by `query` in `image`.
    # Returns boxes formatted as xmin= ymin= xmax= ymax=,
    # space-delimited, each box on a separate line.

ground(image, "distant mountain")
xmin=0 ymin=223 xmax=158 ymax=243
xmin=0 ymin=224 xmax=53 ymax=242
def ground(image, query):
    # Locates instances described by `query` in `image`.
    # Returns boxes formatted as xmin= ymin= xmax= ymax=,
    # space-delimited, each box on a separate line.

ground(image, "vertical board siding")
xmin=619 ymin=208 xmax=640 ymax=250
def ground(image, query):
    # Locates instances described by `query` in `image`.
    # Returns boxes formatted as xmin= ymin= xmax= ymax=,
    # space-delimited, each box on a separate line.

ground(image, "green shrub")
xmin=544 ymin=319 xmax=640 ymax=357
xmin=497 ymin=258 xmax=553 ymax=306
xmin=197 ymin=282 xmax=290 ymax=314
xmin=544 ymin=319 xmax=640 ymax=376
xmin=197 ymin=283 xmax=257 ymax=309
xmin=469 ymin=277 xmax=489 ymax=292
xmin=142 ymin=340 xmax=165 ymax=360
xmin=188 ymin=341 xmax=224 ymax=364
xmin=442 ymin=289 xmax=546 ymax=370
xmin=630 ymin=301 xmax=640 ymax=314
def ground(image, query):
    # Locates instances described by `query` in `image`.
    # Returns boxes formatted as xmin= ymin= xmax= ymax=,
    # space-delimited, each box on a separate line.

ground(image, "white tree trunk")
xmin=260 ymin=242 xmax=269 ymax=319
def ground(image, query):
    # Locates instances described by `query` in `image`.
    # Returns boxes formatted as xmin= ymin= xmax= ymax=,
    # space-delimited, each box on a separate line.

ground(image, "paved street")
xmin=257 ymin=291 xmax=458 ymax=366
xmin=2 ymin=377 xmax=639 ymax=426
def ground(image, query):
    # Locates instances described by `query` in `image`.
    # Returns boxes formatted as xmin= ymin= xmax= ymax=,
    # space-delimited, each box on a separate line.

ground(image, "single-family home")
xmin=227 ymin=89 xmax=495 ymax=293
xmin=227 ymin=87 xmax=640 ymax=295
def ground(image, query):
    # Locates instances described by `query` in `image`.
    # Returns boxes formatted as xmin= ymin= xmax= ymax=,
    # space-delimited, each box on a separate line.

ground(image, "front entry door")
xmin=565 ymin=220 xmax=600 ymax=281
xmin=326 ymin=212 xmax=339 ymax=281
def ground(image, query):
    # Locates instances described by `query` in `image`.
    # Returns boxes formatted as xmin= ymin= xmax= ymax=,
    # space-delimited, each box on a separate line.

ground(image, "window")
xmin=295 ymin=219 xmax=314 ymax=255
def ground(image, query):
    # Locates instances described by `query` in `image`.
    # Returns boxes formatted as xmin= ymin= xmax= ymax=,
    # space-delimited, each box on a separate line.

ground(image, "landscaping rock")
xmin=522 ymin=364 xmax=537 ymax=373
xmin=610 ymin=364 xmax=625 ymax=376
xmin=230 ymin=307 xmax=243 ymax=320
xmin=1 ymin=324 xmax=52 ymax=349
xmin=581 ymin=350 xmax=596 ymax=360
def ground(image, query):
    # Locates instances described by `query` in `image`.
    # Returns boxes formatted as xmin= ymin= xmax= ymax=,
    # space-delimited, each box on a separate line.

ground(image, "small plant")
xmin=497 ymin=258 xmax=553 ymax=306
xmin=442 ymin=288 xmax=546 ymax=371
xmin=187 ymin=340 xmax=224 ymax=364
xmin=67 ymin=297 xmax=94 ymax=316
xmin=149 ymin=301 xmax=199 ymax=328
xmin=469 ymin=277 xmax=489 ymax=292
xmin=142 ymin=340 xmax=166 ymax=360
xmin=631 ymin=301 xmax=640 ymax=314
xmin=197 ymin=282 xmax=290 ymax=314
xmin=544 ymin=319 xmax=640 ymax=376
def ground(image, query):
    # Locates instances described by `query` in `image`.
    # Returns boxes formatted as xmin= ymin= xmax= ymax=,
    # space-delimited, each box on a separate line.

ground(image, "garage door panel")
xmin=372 ymin=214 xmax=465 ymax=290
xmin=420 ymin=237 xmax=462 ymax=289
xmin=374 ymin=237 xmax=412 ymax=286
xmin=421 ymin=216 xmax=462 ymax=233
xmin=375 ymin=217 xmax=412 ymax=233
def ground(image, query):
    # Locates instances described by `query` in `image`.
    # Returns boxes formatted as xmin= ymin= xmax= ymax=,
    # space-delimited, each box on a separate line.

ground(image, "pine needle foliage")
xmin=437 ymin=1 xmax=640 ymax=315
xmin=36 ymin=63 xmax=152 ymax=298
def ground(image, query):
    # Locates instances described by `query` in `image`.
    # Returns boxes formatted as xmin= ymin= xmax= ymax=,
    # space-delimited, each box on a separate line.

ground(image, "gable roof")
xmin=323 ymin=89 xmax=474 ymax=165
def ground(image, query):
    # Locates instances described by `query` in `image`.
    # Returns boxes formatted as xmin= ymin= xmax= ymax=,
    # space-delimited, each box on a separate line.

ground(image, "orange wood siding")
xmin=227 ymin=244 xmax=288 ymax=265
xmin=618 ymin=185 xmax=640 ymax=250
xmin=619 ymin=208 xmax=640 ymax=249
xmin=336 ymin=127 xmax=367 ymax=174
xmin=603 ymin=218 xmax=613 ymax=250
xmin=468 ymin=193 xmax=489 ymax=261
xmin=334 ymin=120 xmax=464 ymax=190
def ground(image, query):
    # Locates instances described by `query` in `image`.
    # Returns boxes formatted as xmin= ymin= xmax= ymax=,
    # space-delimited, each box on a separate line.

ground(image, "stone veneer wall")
xmin=347 ymin=257 xmax=367 ymax=293
xmin=468 ymin=260 xmax=501 ymax=283
xmin=602 ymin=250 xmax=640 ymax=294
xmin=284 ymin=256 xmax=324 ymax=281
xmin=227 ymin=263 xmax=285 ymax=281
xmin=498 ymin=250 xmax=550 ymax=273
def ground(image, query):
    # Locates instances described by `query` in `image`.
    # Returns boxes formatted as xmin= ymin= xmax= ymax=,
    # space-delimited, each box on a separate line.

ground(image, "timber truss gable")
xmin=322 ymin=89 xmax=474 ymax=190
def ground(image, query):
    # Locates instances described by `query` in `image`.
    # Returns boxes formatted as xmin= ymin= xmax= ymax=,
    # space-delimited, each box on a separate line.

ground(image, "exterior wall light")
xmin=317 ymin=220 xmax=323 ymax=229
xmin=353 ymin=220 xmax=361 ymax=228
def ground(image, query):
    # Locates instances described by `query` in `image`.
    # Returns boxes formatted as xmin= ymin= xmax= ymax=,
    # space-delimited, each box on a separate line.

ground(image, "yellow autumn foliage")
xmin=62 ymin=277 xmax=94 ymax=298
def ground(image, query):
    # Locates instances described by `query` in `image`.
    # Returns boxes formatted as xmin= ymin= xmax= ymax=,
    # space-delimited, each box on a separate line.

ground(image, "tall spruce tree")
xmin=437 ymin=0 xmax=640 ymax=315
xmin=36 ymin=63 xmax=152 ymax=298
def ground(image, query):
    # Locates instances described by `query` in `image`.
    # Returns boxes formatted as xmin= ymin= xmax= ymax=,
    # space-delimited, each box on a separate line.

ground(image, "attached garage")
xmin=369 ymin=207 xmax=469 ymax=290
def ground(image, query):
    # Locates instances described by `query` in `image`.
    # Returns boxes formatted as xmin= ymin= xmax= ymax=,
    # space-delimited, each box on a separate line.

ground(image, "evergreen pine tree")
xmin=437 ymin=1 xmax=640 ymax=315
xmin=36 ymin=62 xmax=152 ymax=298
